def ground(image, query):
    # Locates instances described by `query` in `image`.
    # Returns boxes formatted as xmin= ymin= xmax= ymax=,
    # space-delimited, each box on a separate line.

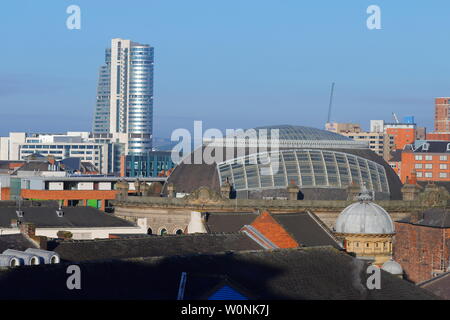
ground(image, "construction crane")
xmin=392 ymin=112 xmax=400 ymax=124
xmin=326 ymin=82 xmax=335 ymax=124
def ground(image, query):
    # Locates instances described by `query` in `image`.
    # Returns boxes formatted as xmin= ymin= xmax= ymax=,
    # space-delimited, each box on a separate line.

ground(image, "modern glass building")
xmin=122 ymin=151 xmax=175 ymax=177
xmin=93 ymin=38 xmax=154 ymax=154
xmin=165 ymin=125 xmax=403 ymax=200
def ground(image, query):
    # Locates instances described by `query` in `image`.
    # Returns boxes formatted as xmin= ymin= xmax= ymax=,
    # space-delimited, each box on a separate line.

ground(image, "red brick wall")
xmin=435 ymin=98 xmax=450 ymax=132
xmin=386 ymin=128 xmax=416 ymax=150
xmin=250 ymin=212 xmax=299 ymax=248
xmin=400 ymin=151 xmax=450 ymax=183
xmin=20 ymin=189 xmax=117 ymax=211
xmin=427 ymin=133 xmax=450 ymax=141
xmin=394 ymin=222 xmax=450 ymax=283
xmin=0 ymin=188 xmax=10 ymax=200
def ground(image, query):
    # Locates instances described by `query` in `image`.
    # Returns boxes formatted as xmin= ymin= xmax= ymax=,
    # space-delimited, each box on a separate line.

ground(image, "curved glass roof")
xmin=217 ymin=149 xmax=390 ymax=195
xmin=254 ymin=125 xmax=353 ymax=142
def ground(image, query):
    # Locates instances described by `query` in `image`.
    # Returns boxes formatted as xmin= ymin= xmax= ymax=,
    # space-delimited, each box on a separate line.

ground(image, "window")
xmin=160 ymin=228 xmax=167 ymax=236
xmin=440 ymin=164 xmax=447 ymax=170
xmin=425 ymin=164 xmax=433 ymax=169
xmin=425 ymin=172 xmax=433 ymax=178
xmin=440 ymin=172 xmax=447 ymax=178
xmin=415 ymin=164 xmax=423 ymax=169
xmin=440 ymin=155 xmax=448 ymax=161
xmin=416 ymin=172 xmax=423 ymax=178
xmin=415 ymin=155 xmax=423 ymax=161
xmin=425 ymin=155 xmax=433 ymax=161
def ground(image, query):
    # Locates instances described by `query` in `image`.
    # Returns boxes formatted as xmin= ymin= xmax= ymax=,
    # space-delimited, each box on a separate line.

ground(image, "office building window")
xmin=415 ymin=164 xmax=423 ymax=169
xmin=415 ymin=155 xmax=423 ymax=161
xmin=440 ymin=172 xmax=447 ymax=178
xmin=425 ymin=172 xmax=433 ymax=178
xmin=416 ymin=172 xmax=423 ymax=178
xmin=425 ymin=164 xmax=433 ymax=169
xmin=440 ymin=164 xmax=447 ymax=170
xmin=440 ymin=155 xmax=448 ymax=161
xmin=425 ymin=155 xmax=433 ymax=161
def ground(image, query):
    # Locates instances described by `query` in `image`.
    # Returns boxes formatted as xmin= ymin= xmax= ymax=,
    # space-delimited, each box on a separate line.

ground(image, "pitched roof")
xmin=12 ymin=161 xmax=62 ymax=174
xmin=0 ymin=206 xmax=135 ymax=229
xmin=419 ymin=272 xmax=450 ymax=300
xmin=0 ymin=234 xmax=38 ymax=252
xmin=48 ymin=233 xmax=262 ymax=262
xmin=272 ymin=212 xmax=342 ymax=249
xmin=413 ymin=141 xmax=450 ymax=153
xmin=0 ymin=247 xmax=437 ymax=300
xmin=250 ymin=212 xmax=299 ymax=248
xmin=397 ymin=208 xmax=450 ymax=228
xmin=205 ymin=212 xmax=258 ymax=233
xmin=389 ymin=149 xmax=402 ymax=162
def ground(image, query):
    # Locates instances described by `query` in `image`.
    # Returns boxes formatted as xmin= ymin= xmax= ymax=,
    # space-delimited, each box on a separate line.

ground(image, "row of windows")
xmin=415 ymin=172 xmax=448 ymax=178
xmin=415 ymin=163 xmax=448 ymax=170
xmin=21 ymin=145 xmax=101 ymax=149
xmin=415 ymin=155 xmax=448 ymax=161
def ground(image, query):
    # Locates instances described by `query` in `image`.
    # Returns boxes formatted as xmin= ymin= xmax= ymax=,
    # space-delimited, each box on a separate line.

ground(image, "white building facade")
xmin=92 ymin=38 xmax=154 ymax=155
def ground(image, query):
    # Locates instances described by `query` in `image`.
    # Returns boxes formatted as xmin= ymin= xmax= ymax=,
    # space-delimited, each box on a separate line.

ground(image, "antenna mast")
xmin=327 ymin=82 xmax=335 ymax=124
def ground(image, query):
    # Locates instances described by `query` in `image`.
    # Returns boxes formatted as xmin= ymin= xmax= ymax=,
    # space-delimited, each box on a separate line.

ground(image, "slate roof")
xmin=0 ymin=206 xmax=135 ymax=229
xmin=0 ymin=234 xmax=38 ymax=252
xmin=12 ymin=161 xmax=62 ymax=174
xmin=47 ymin=233 xmax=263 ymax=262
xmin=397 ymin=208 xmax=450 ymax=228
xmin=413 ymin=141 xmax=450 ymax=153
xmin=0 ymin=247 xmax=437 ymax=300
xmin=272 ymin=212 xmax=342 ymax=249
xmin=205 ymin=212 xmax=258 ymax=233
xmin=419 ymin=272 xmax=450 ymax=300
xmin=389 ymin=149 xmax=402 ymax=162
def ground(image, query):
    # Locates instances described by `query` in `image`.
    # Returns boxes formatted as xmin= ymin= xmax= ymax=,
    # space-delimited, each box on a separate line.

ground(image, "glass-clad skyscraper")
xmin=93 ymin=38 xmax=154 ymax=154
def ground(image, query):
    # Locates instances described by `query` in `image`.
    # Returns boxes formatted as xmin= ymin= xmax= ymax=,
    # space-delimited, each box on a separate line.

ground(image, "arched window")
xmin=147 ymin=228 xmax=153 ymax=235
xmin=160 ymin=228 xmax=167 ymax=236
xmin=175 ymin=229 xmax=183 ymax=235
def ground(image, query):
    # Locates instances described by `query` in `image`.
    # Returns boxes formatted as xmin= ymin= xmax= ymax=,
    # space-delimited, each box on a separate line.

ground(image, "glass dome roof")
xmin=254 ymin=125 xmax=353 ymax=142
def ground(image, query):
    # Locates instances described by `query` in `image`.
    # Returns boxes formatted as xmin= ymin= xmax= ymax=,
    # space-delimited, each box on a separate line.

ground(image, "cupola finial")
xmin=357 ymin=183 xmax=373 ymax=202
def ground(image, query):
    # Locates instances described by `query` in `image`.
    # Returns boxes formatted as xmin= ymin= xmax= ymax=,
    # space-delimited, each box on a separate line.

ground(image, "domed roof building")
xmin=334 ymin=186 xmax=395 ymax=265
xmin=382 ymin=259 xmax=403 ymax=278
xmin=164 ymin=125 xmax=403 ymax=201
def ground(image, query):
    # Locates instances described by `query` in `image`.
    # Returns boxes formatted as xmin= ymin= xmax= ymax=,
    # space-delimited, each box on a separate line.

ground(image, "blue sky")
xmin=1 ymin=0 xmax=450 ymax=137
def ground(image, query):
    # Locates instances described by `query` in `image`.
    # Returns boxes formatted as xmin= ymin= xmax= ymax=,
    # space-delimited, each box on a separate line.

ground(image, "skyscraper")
xmin=93 ymin=38 xmax=154 ymax=154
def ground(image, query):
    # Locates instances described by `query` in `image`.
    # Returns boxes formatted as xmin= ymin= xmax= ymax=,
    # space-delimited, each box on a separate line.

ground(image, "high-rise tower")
xmin=93 ymin=38 xmax=154 ymax=154
xmin=435 ymin=98 xmax=450 ymax=133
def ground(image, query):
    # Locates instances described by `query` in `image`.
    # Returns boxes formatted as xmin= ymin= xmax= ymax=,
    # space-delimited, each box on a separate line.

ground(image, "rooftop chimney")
xmin=19 ymin=222 xmax=36 ymax=237
xmin=187 ymin=211 xmax=207 ymax=234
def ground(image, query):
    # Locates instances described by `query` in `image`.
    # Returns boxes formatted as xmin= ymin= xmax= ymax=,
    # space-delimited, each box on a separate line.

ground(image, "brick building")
xmin=394 ymin=208 xmax=450 ymax=283
xmin=400 ymin=141 xmax=450 ymax=183
xmin=384 ymin=123 xmax=416 ymax=151
xmin=434 ymin=97 xmax=450 ymax=133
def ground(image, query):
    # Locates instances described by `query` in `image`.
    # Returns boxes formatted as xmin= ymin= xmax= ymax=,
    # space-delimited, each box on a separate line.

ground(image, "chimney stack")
xmin=187 ymin=211 xmax=207 ymax=234
xmin=19 ymin=222 xmax=36 ymax=237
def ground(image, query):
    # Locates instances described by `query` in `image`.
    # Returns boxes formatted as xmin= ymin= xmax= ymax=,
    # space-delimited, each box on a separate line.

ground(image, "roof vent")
xmin=16 ymin=210 xmax=24 ymax=218
xmin=56 ymin=204 xmax=64 ymax=218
